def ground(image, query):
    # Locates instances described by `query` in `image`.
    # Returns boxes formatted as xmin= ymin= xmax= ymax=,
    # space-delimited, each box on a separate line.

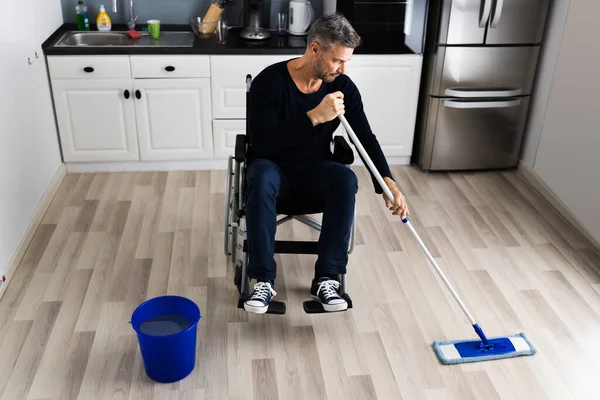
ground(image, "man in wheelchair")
xmin=241 ymin=12 xmax=409 ymax=314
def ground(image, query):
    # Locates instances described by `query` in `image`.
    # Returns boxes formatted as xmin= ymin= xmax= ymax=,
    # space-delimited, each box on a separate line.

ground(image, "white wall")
xmin=520 ymin=0 xmax=600 ymax=245
xmin=0 ymin=0 xmax=65 ymax=277
xmin=35 ymin=0 xmax=67 ymax=44
xmin=520 ymin=0 xmax=571 ymax=168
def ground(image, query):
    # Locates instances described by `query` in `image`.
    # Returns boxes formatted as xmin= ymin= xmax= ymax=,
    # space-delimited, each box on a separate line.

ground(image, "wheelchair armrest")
xmin=331 ymin=136 xmax=354 ymax=165
xmin=235 ymin=134 xmax=247 ymax=162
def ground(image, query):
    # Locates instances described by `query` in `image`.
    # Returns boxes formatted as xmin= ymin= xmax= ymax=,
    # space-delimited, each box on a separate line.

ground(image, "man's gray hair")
xmin=307 ymin=12 xmax=362 ymax=50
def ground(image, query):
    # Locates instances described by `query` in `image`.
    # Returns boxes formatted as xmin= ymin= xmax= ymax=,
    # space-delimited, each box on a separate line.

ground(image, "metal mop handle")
xmin=338 ymin=115 xmax=480 ymax=328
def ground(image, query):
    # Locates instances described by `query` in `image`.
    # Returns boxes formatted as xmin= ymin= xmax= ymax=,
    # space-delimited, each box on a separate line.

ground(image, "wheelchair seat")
xmin=235 ymin=195 xmax=325 ymax=218
xmin=224 ymin=74 xmax=356 ymax=315
xmin=276 ymin=199 xmax=325 ymax=216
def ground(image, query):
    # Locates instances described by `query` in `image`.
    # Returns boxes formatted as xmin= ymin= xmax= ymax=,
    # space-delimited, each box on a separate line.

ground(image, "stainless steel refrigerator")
xmin=413 ymin=0 xmax=551 ymax=171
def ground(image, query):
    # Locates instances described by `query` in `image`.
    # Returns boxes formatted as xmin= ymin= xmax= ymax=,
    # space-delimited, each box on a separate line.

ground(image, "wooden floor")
xmin=1 ymin=165 xmax=600 ymax=400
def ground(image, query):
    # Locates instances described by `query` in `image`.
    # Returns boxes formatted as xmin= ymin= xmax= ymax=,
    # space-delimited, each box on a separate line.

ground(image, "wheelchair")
xmin=224 ymin=74 xmax=357 ymax=315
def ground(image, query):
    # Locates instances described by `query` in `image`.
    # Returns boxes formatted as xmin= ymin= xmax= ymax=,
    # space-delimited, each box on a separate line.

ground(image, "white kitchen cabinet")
xmin=211 ymin=78 xmax=248 ymax=120
xmin=210 ymin=54 xmax=422 ymax=162
xmin=51 ymin=79 xmax=139 ymax=162
xmin=46 ymin=53 xmax=423 ymax=169
xmin=48 ymin=55 xmax=132 ymax=79
xmin=213 ymin=119 xmax=246 ymax=159
xmin=130 ymin=55 xmax=211 ymax=79
xmin=342 ymin=55 xmax=423 ymax=157
xmin=210 ymin=55 xmax=293 ymax=119
xmin=134 ymin=78 xmax=214 ymax=160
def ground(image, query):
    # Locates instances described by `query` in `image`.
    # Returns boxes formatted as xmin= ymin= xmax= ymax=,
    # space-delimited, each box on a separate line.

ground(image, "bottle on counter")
xmin=76 ymin=0 xmax=90 ymax=31
xmin=96 ymin=5 xmax=112 ymax=31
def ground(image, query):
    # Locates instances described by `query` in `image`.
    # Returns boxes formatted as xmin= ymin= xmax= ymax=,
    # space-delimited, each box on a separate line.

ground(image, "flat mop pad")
xmin=433 ymin=331 xmax=536 ymax=364
xmin=338 ymin=115 xmax=538 ymax=365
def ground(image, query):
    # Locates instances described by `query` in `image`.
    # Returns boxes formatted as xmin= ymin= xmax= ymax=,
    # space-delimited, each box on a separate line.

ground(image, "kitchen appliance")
xmin=413 ymin=0 xmax=550 ymax=171
xmin=334 ymin=0 xmax=428 ymax=54
xmin=240 ymin=0 xmax=270 ymax=40
xmin=323 ymin=0 xmax=336 ymax=14
xmin=288 ymin=0 xmax=314 ymax=36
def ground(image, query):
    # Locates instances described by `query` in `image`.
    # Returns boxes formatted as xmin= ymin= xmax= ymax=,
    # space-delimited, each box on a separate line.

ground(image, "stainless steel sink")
xmin=58 ymin=32 xmax=131 ymax=46
xmin=55 ymin=31 xmax=195 ymax=47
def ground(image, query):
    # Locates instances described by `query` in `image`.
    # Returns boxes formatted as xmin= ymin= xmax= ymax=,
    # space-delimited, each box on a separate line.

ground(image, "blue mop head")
xmin=433 ymin=332 xmax=536 ymax=364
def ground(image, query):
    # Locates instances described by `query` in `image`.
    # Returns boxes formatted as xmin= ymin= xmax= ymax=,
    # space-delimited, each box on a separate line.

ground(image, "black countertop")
xmin=42 ymin=23 xmax=418 ymax=56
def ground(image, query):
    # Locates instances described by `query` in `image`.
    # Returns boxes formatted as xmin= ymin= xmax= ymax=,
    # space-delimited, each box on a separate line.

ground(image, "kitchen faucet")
xmin=127 ymin=0 xmax=139 ymax=30
xmin=112 ymin=0 xmax=139 ymax=30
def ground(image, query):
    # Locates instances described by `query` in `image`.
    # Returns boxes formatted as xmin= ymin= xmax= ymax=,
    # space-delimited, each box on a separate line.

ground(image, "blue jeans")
xmin=245 ymin=159 xmax=358 ymax=283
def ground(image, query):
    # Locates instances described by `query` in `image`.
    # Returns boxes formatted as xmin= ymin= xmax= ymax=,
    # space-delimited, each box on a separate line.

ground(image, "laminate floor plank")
xmin=0 ymin=320 xmax=33 ymax=396
xmin=28 ymin=269 xmax=92 ymax=399
xmin=1 ymin=302 xmax=62 ymax=400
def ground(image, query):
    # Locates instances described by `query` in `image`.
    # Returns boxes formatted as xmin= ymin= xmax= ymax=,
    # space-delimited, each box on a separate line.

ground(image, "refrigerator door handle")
xmin=479 ymin=0 xmax=493 ymax=28
xmin=490 ymin=0 xmax=504 ymax=28
xmin=444 ymin=99 xmax=521 ymax=109
xmin=444 ymin=88 xmax=523 ymax=98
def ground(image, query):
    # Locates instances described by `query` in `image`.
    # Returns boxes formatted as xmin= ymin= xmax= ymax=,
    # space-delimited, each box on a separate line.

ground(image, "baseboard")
xmin=65 ymin=156 xmax=411 ymax=173
xmin=66 ymin=159 xmax=230 ymax=173
xmin=517 ymin=162 xmax=600 ymax=252
xmin=0 ymin=164 xmax=67 ymax=301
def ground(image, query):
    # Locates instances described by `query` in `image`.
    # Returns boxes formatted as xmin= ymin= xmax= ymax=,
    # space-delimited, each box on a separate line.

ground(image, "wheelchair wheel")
xmin=224 ymin=156 xmax=239 ymax=258
xmin=231 ymin=226 xmax=238 ymax=263
xmin=230 ymin=159 xmax=242 ymax=263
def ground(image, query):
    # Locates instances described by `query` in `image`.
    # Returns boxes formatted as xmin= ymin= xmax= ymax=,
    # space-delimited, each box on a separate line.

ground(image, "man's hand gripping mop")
xmin=338 ymin=115 xmax=536 ymax=364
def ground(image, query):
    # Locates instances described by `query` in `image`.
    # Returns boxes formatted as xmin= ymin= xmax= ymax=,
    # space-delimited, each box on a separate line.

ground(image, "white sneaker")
xmin=310 ymin=277 xmax=348 ymax=312
xmin=244 ymin=281 xmax=277 ymax=314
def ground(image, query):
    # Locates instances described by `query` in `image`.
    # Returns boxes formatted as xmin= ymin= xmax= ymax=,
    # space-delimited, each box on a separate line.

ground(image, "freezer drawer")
xmin=423 ymin=96 xmax=530 ymax=170
xmin=430 ymin=46 xmax=540 ymax=96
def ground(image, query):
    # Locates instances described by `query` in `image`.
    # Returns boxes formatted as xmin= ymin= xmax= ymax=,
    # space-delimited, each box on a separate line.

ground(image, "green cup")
xmin=147 ymin=19 xmax=161 ymax=39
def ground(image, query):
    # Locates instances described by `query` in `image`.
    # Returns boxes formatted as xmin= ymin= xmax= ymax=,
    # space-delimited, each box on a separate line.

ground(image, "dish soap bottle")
xmin=96 ymin=5 xmax=112 ymax=31
xmin=76 ymin=0 xmax=90 ymax=31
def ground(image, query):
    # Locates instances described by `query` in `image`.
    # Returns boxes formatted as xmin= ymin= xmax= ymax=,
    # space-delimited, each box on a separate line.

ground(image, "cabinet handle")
xmin=135 ymin=90 xmax=141 ymax=99
xmin=124 ymin=89 xmax=130 ymax=99
xmin=83 ymin=66 xmax=94 ymax=73
xmin=165 ymin=66 xmax=176 ymax=72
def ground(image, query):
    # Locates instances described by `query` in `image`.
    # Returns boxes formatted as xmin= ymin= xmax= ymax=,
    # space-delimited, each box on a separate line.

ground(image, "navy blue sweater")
xmin=247 ymin=59 xmax=393 ymax=193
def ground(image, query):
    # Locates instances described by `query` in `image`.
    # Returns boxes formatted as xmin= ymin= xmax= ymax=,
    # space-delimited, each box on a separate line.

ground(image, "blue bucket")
xmin=131 ymin=295 xmax=201 ymax=383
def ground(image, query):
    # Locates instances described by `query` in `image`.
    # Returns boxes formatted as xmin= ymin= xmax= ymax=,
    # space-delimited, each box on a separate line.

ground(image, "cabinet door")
xmin=211 ymin=77 xmax=247 ymax=119
xmin=213 ymin=119 xmax=246 ymax=159
xmin=51 ymin=79 xmax=139 ymax=162
xmin=210 ymin=55 xmax=293 ymax=119
xmin=134 ymin=78 xmax=213 ymax=160
xmin=344 ymin=55 xmax=423 ymax=157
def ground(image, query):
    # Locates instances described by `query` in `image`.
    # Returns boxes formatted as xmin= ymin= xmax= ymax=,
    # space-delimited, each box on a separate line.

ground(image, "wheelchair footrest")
xmin=303 ymin=293 xmax=353 ymax=314
xmin=237 ymin=297 xmax=286 ymax=315
xmin=243 ymin=240 xmax=319 ymax=254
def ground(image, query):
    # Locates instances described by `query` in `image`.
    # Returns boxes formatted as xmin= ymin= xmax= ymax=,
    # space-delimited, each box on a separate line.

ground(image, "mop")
xmin=338 ymin=115 xmax=536 ymax=364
